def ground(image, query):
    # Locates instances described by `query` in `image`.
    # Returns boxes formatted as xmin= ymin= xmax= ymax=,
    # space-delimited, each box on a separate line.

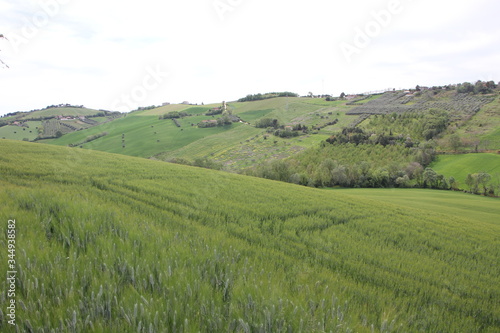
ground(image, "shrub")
xmin=255 ymin=118 xmax=279 ymax=129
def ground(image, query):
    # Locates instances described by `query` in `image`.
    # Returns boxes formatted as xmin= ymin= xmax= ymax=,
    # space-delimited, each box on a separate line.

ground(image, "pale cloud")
xmin=0 ymin=0 xmax=498 ymax=115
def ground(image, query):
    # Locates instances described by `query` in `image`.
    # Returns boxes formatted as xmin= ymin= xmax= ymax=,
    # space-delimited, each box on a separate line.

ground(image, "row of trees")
xmin=68 ymin=132 xmax=109 ymax=147
xmin=465 ymin=173 xmax=497 ymax=196
xmin=245 ymin=154 xmax=451 ymax=190
xmin=242 ymin=135 xmax=499 ymax=195
xmin=255 ymin=118 xmax=312 ymax=138
xmin=413 ymin=80 xmax=498 ymax=94
xmin=243 ymin=140 xmax=442 ymax=189
xmin=198 ymin=114 xmax=233 ymax=128
xmin=360 ymin=109 xmax=450 ymax=143
xmin=325 ymin=125 xmax=438 ymax=152
xmin=456 ymin=81 xmax=497 ymax=95
xmin=273 ymin=129 xmax=301 ymax=138
xmin=255 ymin=118 xmax=279 ymax=129
xmin=237 ymin=92 xmax=298 ymax=102
xmin=206 ymin=107 xmax=223 ymax=116
xmin=167 ymin=157 xmax=223 ymax=170
xmin=160 ymin=111 xmax=189 ymax=119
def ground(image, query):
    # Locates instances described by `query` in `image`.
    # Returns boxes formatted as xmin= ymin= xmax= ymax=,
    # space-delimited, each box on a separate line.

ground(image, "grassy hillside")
xmin=14 ymin=107 xmax=104 ymax=120
xmin=155 ymin=97 xmax=358 ymax=168
xmin=431 ymin=153 xmax=500 ymax=186
xmin=446 ymin=94 xmax=500 ymax=151
xmin=46 ymin=98 xmax=357 ymax=168
xmin=338 ymin=188 xmax=500 ymax=223
xmin=41 ymin=87 xmax=499 ymax=175
xmin=0 ymin=107 xmax=121 ymax=141
xmin=0 ymin=121 xmax=40 ymax=141
xmin=47 ymin=113 xmax=244 ymax=158
xmin=137 ymin=103 xmax=220 ymax=116
xmin=0 ymin=140 xmax=499 ymax=332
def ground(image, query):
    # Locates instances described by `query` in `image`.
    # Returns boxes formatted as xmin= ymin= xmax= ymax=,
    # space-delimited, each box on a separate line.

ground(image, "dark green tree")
xmin=477 ymin=172 xmax=492 ymax=195
xmin=474 ymin=80 xmax=493 ymax=94
xmin=457 ymin=82 xmax=474 ymax=94
xmin=449 ymin=134 xmax=462 ymax=152
xmin=449 ymin=177 xmax=458 ymax=191
xmin=465 ymin=174 xmax=478 ymax=193
xmin=423 ymin=167 xmax=438 ymax=188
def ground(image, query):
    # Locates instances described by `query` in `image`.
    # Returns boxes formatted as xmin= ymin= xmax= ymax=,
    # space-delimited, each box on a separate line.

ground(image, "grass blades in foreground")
xmin=0 ymin=140 xmax=499 ymax=332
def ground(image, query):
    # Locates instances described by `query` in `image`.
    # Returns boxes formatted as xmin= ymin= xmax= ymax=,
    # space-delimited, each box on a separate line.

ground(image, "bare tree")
xmin=0 ymin=34 xmax=9 ymax=68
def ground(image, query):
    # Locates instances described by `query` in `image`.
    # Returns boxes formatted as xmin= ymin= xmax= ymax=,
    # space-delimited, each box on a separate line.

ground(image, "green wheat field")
xmin=1 ymin=140 xmax=499 ymax=332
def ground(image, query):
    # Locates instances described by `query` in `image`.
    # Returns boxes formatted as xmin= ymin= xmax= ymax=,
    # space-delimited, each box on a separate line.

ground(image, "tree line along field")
xmin=0 ymin=140 xmax=499 ymax=332
xmin=431 ymin=153 xmax=500 ymax=186
xmin=241 ymin=90 xmax=500 ymax=194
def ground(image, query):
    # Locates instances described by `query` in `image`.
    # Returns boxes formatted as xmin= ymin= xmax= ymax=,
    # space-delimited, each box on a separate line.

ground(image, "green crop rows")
xmin=0 ymin=140 xmax=499 ymax=332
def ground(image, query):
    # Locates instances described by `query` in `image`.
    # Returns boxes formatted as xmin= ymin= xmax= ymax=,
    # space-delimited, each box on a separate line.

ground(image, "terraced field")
xmin=347 ymin=90 xmax=494 ymax=117
xmin=446 ymin=94 xmax=500 ymax=151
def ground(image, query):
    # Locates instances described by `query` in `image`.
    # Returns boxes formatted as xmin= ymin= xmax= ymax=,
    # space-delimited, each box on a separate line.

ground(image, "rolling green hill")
xmin=0 ymin=140 xmax=499 ymax=332
xmin=0 ymin=106 xmax=121 ymax=141
xmin=47 ymin=113 xmax=243 ymax=158
xmin=14 ymin=107 xmax=105 ymax=120
xmin=46 ymin=98 xmax=356 ymax=168
xmin=42 ymin=87 xmax=499 ymax=176
xmin=3 ymin=84 xmax=500 ymax=178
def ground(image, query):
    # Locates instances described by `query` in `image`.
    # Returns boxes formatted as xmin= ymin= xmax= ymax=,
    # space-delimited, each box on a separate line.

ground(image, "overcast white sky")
xmin=0 ymin=0 xmax=499 ymax=115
